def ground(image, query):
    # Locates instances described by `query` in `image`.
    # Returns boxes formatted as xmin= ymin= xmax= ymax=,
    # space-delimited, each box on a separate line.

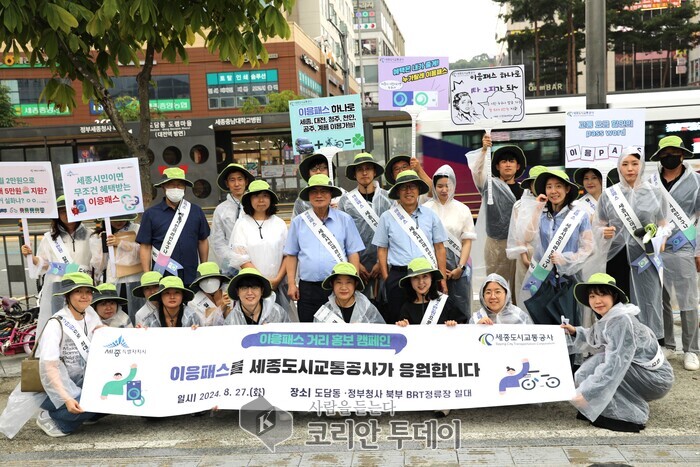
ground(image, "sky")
xmin=382 ymin=0 xmax=506 ymax=62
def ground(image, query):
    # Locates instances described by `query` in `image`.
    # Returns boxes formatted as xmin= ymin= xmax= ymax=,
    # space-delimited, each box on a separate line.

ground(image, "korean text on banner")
xmin=60 ymin=158 xmax=144 ymax=222
xmin=81 ymin=324 xmax=575 ymax=417
xmin=449 ymin=65 xmax=526 ymax=125
xmin=0 ymin=162 xmax=58 ymax=219
xmin=378 ymin=56 xmax=450 ymax=111
xmin=288 ymin=95 xmax=364 ymax=157
xmin=565 ymin=109 xmax=646 ymax=169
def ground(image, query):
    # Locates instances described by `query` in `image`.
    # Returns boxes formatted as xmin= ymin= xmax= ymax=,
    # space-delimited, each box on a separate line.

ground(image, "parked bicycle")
xmin=0 ymin=297 xmax=38 ymax=356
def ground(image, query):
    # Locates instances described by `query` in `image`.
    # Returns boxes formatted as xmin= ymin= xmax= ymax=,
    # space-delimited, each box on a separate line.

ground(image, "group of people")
xmin=7 ymin=132 xmax=697 ymax=438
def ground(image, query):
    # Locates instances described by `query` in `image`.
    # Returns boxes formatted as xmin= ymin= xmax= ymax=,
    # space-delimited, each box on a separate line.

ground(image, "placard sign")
xmin=80 ymin=324 xmax=575 ymax=417
xmin=565 ymin=109 xmax=646 ymax=168
xmin=60 ymin=158 xmax=143 ymax=222
xmin=0 ymin=162 xmax=57 ymax=219
xmin=288 ymin=94 xmax=364 ymax=155
xmin=378 ymin=56 xmax=450 ymax=111
xmin=449 ymin=65 xmax=526 ymax=124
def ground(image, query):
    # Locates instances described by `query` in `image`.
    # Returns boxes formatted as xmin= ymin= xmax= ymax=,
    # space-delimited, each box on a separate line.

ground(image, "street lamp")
xmin=327 ymin=15 xmax=350 ymax=95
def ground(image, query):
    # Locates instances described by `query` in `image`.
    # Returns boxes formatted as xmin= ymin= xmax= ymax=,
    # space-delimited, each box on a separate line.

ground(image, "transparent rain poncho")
xmin=314 ymin=292 xmax=385 ymax=323
xmin=29 ymin=224 xmax=92 ymax=332
xmin=567 ymin=302 xmax=674 ymax=425
xmin=99 ymin=306 xmax=133 ymax=328
xmin=470 ymin=273 xmax=533 ymax=324
xmin=136 ymin=304 xmax=203 ymax=328
xmin=224 ymin=294 xmax=290 ymax=325
xmin=210 ymin=194 xmax=243 ymax=274
xmin=424 ymin=164 xmax=476 ymax=317
xmin=651 ymin=161 xmax=700 ymax=311
xmin=188 ymin=285 xmax=229 ymax=327
xmin=506 ymin=189 xmax=538 ymax=311
xmin=596 ymin=156 xmax=668 ymax=338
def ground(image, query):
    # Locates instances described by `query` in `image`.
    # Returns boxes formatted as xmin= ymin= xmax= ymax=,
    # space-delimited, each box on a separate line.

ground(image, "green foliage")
xmin=450 ymin=54 xmax=498 ymax=70
xmin=241 ymin=96 xmax=265 ymax=114
xmin=100 ymin=96 xmax=164 ymax=122
xmin=0 ymin=84 xmax=19 ymax=128
xmin=241 ymin=90 xmax=303 ymax=114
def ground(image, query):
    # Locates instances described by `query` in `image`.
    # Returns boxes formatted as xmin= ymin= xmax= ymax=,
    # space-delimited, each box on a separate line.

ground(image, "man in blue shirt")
xmin=137 ymin=168 xmax=210 ymax=285
xmin=373 ymin=169 xmax=448 ymax=323
xmin=285 ymin=174 xmax=364 ymax=322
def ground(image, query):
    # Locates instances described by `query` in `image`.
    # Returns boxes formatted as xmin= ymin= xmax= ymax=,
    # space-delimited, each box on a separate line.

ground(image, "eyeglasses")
xmin=238 ymin=285 xmax=262 ymax=292
xmin=310 ymin=164 xmax=328 ymax=172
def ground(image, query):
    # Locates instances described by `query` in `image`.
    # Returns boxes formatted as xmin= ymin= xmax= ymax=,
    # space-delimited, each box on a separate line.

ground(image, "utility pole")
xmin=585 ymin=0 xmax=607 ymax=109
xmin=327 ymin=15 xmax=350 ymax=95
xmin=356 ymin=0 xmax=366 ymax=104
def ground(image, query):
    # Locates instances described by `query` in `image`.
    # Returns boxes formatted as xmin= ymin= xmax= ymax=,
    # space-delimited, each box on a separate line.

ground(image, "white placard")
xmin=0 ymin=162 xmax=57 ymax=219
xmin=449 ymin=65 xmax=526 ymax=125
xmin=565 ymin=109 xmax=645 ymax=168
xmin=60 ymin=158 xmax=144 ymax=222
xmin=81 ymin=324 xmax=575 ymax=417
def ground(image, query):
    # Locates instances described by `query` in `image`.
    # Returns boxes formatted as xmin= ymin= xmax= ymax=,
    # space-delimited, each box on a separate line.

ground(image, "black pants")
xmin=383 ymin=267 xmax=409 ymax=324
xmin=298 ymin=280 xmax=332 ymax=323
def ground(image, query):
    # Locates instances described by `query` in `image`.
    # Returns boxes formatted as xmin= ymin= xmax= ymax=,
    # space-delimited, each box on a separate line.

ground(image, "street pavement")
xmin=0 ymin=353 xmax=698 ymax=466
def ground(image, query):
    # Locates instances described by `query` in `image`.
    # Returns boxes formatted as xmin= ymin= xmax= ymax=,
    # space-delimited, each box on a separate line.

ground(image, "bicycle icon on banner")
xmin=520 ymin=370 xmax=560 ymax=390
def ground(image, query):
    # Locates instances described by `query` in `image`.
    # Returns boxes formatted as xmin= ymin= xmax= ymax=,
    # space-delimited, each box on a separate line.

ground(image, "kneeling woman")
xmin=225 ymin=268 xmax=290 ymax=325
xmin=314 ymin=262 xmax=384 ymax=323
xmin=395 ymin=258 xmax=467 ymax=326
xmin=562 ymin=273 xmax=674 ymax=432
xmin=139 ymin=276 xmax=202 ymax=328
xmin=36 ymin=272 xmax=102 ymax=437
xmin=470 ymin=273 xmax=533 ymax=325
xmin=91 ymin=283 xmax=132 ymax=328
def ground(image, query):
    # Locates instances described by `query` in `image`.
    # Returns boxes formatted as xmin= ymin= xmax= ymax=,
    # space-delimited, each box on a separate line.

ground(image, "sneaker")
xmin=36 ymin=410 xmax=68 ymax=437
xmin=684 ymin=352 xmax=700 ymax=371
xmin=662 ymin=347 xmax=676 ymax=361
xmin=433 ymin=409 xmax=451 ymax=418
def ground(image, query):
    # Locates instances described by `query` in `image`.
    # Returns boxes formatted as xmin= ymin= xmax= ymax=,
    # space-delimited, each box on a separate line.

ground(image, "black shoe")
xmin=591 ymin=415 xmax=645 ymax=432
xmin=576 ymin=411 xmax=589 ymax=422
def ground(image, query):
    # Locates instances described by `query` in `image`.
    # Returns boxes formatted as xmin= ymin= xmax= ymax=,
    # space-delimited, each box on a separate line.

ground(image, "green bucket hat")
xmin=56 ymin=195 xmax=66 ymax=209
xmin=299 ymin=153 xmax=337 ymax=182
xmin=227 ymin=268 xmax=272 ymax=300
xmin=533 ymin=169 xmax=579 ymax=205
xmin=573 ymin=273 xmax=629 ymax=307
xmin=384 ymin=155 xmax=412 ymax=185
xmin=492 ymin=145 xmax=527 ymax=179
xmin=299 ymin=174 xmax=342 ymax=201
xmin=149 ymin=276 xmax=195 ymax=303
xmin=154 ymin=167 xmax=193 ymax=187
xmin=52 ymin=272 xmax=98 ymax=296
xmin=321 ymin=262 xmax=365 ymax=291
xmin=399 ymin=257 xmax=443 ymax=288
xmin=345 ymin=153 xmax=384 ymax=181
xmin=519 ymin=165 xmax=548 ymax=190
xmin=388 ymin=170 xmax=430 ymax=200
xmin=651 ymin=135 xmax=694 ymax=161
xmin=132 ymin=271 xmax=163 ymax=298
xmin=91 ymin=283 xmax=128 ymax=306
xmin=572 ymin=168 xmax=616 ymax=189
xmin=241 ymin=180 xmax=280 ymax=210
xmin=189 ymin=261 xmax=230 ymax=291
xmin=216 ymin=163 xmax=255 ymax=191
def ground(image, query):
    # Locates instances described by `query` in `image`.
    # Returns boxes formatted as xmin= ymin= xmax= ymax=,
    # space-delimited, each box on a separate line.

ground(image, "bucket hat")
xmin=132 ymin=271 xmax=163 ymax=298
xmin=384 ymin=155 xmax=412 ymax=185
xmin=399 ymin=257 xmax=443 ymax=288
xmin=298 ymin=149 xmax=339 ymax=182
xmin=149 ymin=276 xmax=195 ymax=303
xmin=298 ymin=174 xmax=342 ymax=201
xmin=491 ymin=146 xmax=526 ymax=179
xmin=534 ymin=169 xmax=579 ymax=205
xmin=91 ymin=283 xmax=128 ymax=306
xmin=573 ymin=273 xmax=629 ymax=306
xmin=153 ymin=167 xmax=193 ymax=187
xmin=345 ymin=153 xmax=384 ymax=181
xmin=388 ymin=170 xmax=430 ymax=200
xmin=241 ymin=180 xmax=279 ymax=210
xmin=650 ymin=135 xmax=693 ymax=161
xmin=216 ymin=163 xmax=255 ymax=191
xmin=321 ymin=262 xmax=365 ymax=291
xmin=519 ymin=165 xmax=548 ymax=190
xmin=52 ymin=272 xmax=98 ymax=296
xmin=189 ymin=262 xmax=230 ymax=292
xmin=227 ymin=268 xmax=272 ymax=300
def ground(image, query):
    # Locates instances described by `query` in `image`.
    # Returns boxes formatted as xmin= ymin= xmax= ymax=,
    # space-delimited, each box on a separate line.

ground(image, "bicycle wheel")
xmin=21 ymin=325 xmax=36 ymax=355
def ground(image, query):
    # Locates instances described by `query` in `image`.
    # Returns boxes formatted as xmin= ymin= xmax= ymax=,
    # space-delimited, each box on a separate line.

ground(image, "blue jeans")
xmin=40 ymin=395 xmax=98 ymax=434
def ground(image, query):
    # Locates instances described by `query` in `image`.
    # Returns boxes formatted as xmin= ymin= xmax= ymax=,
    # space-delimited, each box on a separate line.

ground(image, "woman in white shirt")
xmin=230 ymin=180 xmax=289 ymax=311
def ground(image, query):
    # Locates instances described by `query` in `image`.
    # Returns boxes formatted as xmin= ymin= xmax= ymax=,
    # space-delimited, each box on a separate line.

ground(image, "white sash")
xmin=388 ymin=205 xmax=437 ymax=268
xmin=649 ymin=172 xmax=695 ymax=241
xmin=314 ymin=304 xmax=344 ymax=323
xmin=530 ymin=207 xmax=588 ymax=276
xmin=348 ymin=190 xmax=380 ymax=232
xmin=190 ymin=291 xmax=215 ymax=314
xmin=578 ymin=193 xmax=597 ymax=213
xmin=49 ymin=235 xmax=73 ymax=265
xmin=300 ymin=210 xmax=347 ymax=263
xmin=420 ymin=294 xmax=449 ymax=325
xmin=635 ymin=344 xmax=665 ymax=371
xmin=151 ymin=199 xmax=191 ymax=262
xmin=56 ymin=314 xmax=90 ymax=362
xmin=605 ymin=185 xmax=644 ymax=248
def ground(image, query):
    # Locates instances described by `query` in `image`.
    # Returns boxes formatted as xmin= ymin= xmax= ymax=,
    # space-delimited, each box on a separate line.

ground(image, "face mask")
xmin=166 ymin=188 xmax=185 ymax=203
xmin=200 ymin=278 xmax=221 ymax=294
xmin=660 ymin=155 xmax=682 ymax=170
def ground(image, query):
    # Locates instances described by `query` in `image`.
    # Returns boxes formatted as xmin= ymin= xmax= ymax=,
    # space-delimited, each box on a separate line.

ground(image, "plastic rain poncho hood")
xmin=470 ymin=273 xmax=533 ymax=324
xmin=314 ymin=291 xmax=385 ymax=323
xmin=225 ymin=294 xmax=290 ymax=325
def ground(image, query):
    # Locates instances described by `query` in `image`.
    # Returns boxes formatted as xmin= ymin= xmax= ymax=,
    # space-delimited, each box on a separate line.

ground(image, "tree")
xmin=100 ymin=96 xmax=164 ymax=122
xmin=0 ymin=0 xmax=295 ymax=204
xmin=450 ymin=54 xmax=498 ymax=70
xmin=241 ymin=90 xmax=302 ymax=114
xmin=0 ymin=84 xmax=19 ymax=128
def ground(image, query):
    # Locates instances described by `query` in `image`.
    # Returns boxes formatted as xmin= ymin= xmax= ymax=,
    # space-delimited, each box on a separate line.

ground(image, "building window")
xmin=363 ymin=65 xmax=379 ymax=83
xmin=0 ymin=78 xmax=72 ymax=117
xmin=87 ymin=74 xmax=191 ymax=114
xmin=206 ymin=70 xmax=279 ymax=109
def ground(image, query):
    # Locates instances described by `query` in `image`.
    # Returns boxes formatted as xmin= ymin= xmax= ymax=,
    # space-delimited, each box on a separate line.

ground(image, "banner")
xmin=81 ymin=324 xmax=575 ymax=417
xmin=288 ymin=95 xmax=364 ymax=156
xmin=449 ymin=65 xmax=526 ymax=124
xmin=0 ymin=162 xmax=57 ymax=219
xmin=60 ymin=158 xmax=144 ymax=222
xmin=565 ymin=109 xmax=645 ymax=168
xmin=378 ymin=56 xmax=450 ymax=111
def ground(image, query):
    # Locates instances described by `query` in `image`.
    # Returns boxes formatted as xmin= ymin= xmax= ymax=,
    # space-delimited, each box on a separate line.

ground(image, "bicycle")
xmin=0 ymin=303 xmax=37 ymax=356
xmin=520 ymin=370 xmax=560 ymax=390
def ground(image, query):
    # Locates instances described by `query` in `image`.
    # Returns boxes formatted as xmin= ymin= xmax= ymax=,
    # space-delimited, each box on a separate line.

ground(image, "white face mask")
xmin=166 ymin=188 xmax=185 ymax=203
xmin=200 ymin=278 xmax=221 ymax=294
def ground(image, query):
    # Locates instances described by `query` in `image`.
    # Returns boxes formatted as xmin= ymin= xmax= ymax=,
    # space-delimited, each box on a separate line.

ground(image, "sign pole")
xmin=403 ymin=104 xmax=425 ymax=159
xmin=104 ymin=217 xmax=117 ymax=278
xmin=20 ymin=218 xmax=30 ymax=251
